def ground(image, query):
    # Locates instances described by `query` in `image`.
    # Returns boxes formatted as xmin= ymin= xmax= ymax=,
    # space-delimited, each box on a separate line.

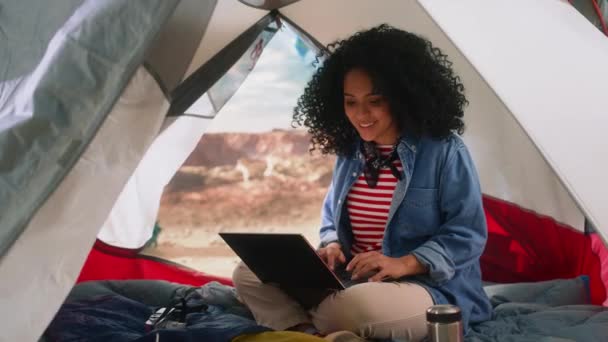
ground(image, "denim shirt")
xmin=319 ymin=134 xmax=492 ymax=329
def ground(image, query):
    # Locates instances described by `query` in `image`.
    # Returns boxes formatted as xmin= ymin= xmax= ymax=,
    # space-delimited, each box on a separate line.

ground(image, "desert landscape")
xmin=142 ymin=130 xmax=335 ymax=278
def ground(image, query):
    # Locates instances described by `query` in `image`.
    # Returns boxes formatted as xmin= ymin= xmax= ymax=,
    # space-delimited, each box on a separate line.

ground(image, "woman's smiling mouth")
xmin=359 ymin=121 xmax=376 ymax=128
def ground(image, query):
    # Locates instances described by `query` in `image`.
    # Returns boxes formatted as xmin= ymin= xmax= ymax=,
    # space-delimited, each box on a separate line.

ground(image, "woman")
xmin=233 ymin=24 xmax=492 ymax=341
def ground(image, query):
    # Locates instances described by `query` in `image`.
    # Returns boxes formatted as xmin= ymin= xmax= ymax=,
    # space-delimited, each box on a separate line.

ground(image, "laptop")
xmin=219 ymin=232 xmax=348 ymax=309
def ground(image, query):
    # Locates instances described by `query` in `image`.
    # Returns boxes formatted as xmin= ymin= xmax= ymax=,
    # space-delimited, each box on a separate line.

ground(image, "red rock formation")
xmin=183 ymin=129 xmax=313 ymax=167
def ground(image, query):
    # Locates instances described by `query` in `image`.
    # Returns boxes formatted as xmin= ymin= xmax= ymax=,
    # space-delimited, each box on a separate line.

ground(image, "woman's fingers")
xmin=347 ymin=251 xmax=377 ymax=272
xmin=368 ymin=269 xmax=389 ymax=282
xmin=327 ymin=249 xmax=346 ymax=270
xmin=346 ymin=252 xmax=365 ymax=271
xmin=338 ymin=250 xmax=346 ymax=264
xmin=318 ymin=246 xmax=346 ymax=270
xmin=327 ymin=252 xmax=337 ymax=270
xmin=350 ymin=253 xmax=382 ymax=279
xmin=345 ymin=253 xmax=406 ymax=281
xmin=317 ymin=248 xmax=328 ymax=262
xmin=351 ymin=259 xmax=379 ymax=279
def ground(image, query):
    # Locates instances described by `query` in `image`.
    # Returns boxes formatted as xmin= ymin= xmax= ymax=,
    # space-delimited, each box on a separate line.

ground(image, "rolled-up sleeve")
xmin=411 ymin=143 xmax=487 ymax=285
xmin=319 ymin=179 xmax=339 ymax=247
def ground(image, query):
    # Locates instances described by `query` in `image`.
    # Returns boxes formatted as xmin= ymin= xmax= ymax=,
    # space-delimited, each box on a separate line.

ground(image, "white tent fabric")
xmin=0 ymin=67 xmax=168 ymax=342
xmin=183 ymin=0 xmax=267 ymax=80
xmin=98 ymin=0 xmax=283 ymax=249
xmin=2 ymin=0 xmax=608 ymax=340
xmin=98 ymin=108 xmax=215 ymax=249
xmin=144 ymin=0 xmax=217 ymax=93
xmin=420 ymin=0 xmax=608 ymax=235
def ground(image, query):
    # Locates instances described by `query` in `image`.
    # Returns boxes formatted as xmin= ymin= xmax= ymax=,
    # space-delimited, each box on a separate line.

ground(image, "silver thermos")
xmin=426 ymin=304 xmax=463 ymax=342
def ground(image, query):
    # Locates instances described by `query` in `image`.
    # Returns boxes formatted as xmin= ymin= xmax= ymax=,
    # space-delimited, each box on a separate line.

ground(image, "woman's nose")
xmin=354 ymin=104 xmax=370 ymax=118
xmin=360 ymin=104 xmax=372 ymax=117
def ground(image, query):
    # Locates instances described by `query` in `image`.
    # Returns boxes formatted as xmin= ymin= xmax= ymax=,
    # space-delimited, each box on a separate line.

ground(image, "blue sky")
xmin=207 ymin=25 xmax=317 ymax=133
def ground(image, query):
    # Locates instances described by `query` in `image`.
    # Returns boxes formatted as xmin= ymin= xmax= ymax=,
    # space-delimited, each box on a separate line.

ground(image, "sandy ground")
xmin=144 ymin=219 xmax=321 ymax=278
xmin=142 ymin=179 xmax=327 ymax=279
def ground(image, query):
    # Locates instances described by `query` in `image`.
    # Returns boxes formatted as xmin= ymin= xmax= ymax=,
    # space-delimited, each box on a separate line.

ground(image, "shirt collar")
xmin=399 ymin=133 xmax=419 ymax=153
xmin=353 ymin=134 xmax=419 ymax=160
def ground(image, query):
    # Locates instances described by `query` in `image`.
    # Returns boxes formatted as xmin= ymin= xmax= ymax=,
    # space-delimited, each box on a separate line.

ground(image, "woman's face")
xmin=343 ymin=68 xmax=399 ymax=145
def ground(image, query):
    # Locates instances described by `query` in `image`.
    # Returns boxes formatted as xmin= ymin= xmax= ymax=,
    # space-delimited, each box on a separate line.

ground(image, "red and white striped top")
xmin=347 ymin=145 xmax=403 ymax=254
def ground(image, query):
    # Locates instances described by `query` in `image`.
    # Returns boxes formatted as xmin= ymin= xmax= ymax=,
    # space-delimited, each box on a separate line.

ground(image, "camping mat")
xmin=43 ymin=278 xmax=608 ymax=342
xmin=466 ymin=277 xmax=608 ymax=342
xmin=44 ymin=280 xmax=268 ymax=341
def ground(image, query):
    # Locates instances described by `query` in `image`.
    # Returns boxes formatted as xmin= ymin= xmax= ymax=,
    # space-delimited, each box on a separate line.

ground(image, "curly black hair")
xmin=293 ymin=24 xmax=467 ymax=156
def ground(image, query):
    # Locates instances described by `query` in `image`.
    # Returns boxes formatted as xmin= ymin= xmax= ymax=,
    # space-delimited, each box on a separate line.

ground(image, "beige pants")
xmin=232 ymin=262 xmax=434 ymax=341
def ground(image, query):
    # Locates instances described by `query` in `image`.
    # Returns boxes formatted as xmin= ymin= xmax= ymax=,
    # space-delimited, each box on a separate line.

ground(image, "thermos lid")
xmin=426 ymin=304 xmax=462 ymax=324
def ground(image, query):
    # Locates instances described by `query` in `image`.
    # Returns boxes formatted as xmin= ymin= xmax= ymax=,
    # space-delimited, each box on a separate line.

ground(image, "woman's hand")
xmin=317 ymin=242 xmax=346 ymax=271
xmin=346 ymin=251 xmax=428 ymax=282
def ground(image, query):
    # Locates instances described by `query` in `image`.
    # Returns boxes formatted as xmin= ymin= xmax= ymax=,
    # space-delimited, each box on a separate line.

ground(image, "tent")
xmin=1 ymin=0 xmax=607 ymax=340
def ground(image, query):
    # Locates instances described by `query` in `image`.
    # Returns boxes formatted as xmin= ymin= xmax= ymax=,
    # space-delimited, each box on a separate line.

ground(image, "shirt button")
xmin=411 ymin=145 xmax=417 ymax=152
xmin=338 ymin=199 xmax=342 ymax=204
xmin=352 ymin=172 xmax=357 ymax=177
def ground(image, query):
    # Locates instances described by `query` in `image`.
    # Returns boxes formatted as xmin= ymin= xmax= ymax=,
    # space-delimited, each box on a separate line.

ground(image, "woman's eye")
xmin=344 ymin=101 xmax=356 ymax=106
xmin=369 ymin=98 xmax=383 ymax=105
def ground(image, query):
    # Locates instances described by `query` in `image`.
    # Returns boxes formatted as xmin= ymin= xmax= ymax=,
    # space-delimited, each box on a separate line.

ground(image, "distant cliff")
xmin=159 ymin=130 xmax=335 ymax=232
xmin=183 ymin=129 xmax=313 ymax=168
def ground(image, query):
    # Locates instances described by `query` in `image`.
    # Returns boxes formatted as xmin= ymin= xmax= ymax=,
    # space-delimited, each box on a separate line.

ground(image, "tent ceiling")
xmin=144 ymin=0 xmax=217 ymax=93
xmin=182 ymin=0 xmax=267 ymax=81
xmin=0 ymin=0 xmax=84 ymax=82
xmin=170 ymin=12 xmax=277 ymax=115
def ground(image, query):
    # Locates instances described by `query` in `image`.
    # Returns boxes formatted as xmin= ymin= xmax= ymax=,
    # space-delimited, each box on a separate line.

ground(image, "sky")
xmin=206 ymin=25 xmax=317 ymax=133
